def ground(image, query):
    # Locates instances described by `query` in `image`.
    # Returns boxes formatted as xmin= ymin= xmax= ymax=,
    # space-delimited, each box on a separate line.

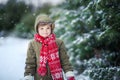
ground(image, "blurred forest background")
xmin=0 ymin=0 xmax=120 ymax=80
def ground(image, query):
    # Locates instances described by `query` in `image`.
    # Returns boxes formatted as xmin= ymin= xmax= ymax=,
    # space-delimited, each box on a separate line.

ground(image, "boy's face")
xmin=38 ymin=24 xmax=52 ymax=38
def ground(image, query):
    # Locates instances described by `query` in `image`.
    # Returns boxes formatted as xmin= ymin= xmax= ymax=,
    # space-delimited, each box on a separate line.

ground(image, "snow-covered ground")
xmin=0 ymin=36 xmax=90 ymax=80
xmin=0 ymin=37 xmax=30 ymax=80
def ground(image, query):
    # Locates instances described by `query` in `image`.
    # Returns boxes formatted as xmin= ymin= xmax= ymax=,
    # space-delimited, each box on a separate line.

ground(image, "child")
xmin=24 ymin=14 xmax=75 ymax=80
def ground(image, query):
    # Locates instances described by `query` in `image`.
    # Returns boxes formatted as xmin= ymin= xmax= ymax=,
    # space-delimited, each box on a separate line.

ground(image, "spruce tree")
xmin=51 ymin=0 xmax=120 ymax=79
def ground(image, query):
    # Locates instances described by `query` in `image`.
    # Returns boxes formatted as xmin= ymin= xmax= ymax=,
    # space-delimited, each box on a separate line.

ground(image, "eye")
xmin=47 ymin=27 xmax=50 ymax=29
xmin=40 ymin=27 xmax=44 ymax=30
xmin=47 ymin=26 xmax=51 ymax=29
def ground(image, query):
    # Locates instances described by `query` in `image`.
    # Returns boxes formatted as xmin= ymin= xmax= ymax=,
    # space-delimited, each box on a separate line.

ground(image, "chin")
xmin=43 ymin=35 xmax=49 ymax=38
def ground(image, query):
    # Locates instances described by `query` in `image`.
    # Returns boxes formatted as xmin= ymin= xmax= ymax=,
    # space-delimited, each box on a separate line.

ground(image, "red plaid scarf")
xmin=34 ymin=33 xmax=63 ymax=80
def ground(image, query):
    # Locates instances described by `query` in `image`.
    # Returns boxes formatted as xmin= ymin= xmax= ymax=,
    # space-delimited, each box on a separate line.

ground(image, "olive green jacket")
xmin=24 ymin=38 xmax=73 ymax=80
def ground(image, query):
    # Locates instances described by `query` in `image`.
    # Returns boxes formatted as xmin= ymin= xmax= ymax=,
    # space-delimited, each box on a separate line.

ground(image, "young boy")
xmin=24 ymin=14 xmax=75 ymax=80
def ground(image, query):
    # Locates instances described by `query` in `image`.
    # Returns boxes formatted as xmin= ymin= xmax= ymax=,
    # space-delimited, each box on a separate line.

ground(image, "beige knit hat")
xmin=34 ymin=14 xmax=55 ymax=33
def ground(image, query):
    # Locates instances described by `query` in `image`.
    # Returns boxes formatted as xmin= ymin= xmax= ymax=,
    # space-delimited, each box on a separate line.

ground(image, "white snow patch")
xmin=0 ymin=36 xmax=30 ymax=80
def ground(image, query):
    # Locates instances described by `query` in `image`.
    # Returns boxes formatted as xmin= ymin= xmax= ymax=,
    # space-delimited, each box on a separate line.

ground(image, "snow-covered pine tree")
xmin=50 ymin=0 xmax=120 ymax=79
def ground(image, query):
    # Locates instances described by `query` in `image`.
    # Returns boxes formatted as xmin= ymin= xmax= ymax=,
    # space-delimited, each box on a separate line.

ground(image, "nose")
xmin=45 ymin=29 xmax=47 ymax=32
xmin=43 ymin=29 xmax=47 ymax=33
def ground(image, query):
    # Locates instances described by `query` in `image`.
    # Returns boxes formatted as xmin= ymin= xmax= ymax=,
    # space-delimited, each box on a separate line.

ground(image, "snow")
xmin=75 ymin=74 xmax=90 ymax=80
xmin=0 ymin=37 xmax=30 ymax=80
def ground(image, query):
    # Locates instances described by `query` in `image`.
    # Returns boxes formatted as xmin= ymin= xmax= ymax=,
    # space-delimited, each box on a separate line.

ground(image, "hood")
xmin=34 ymin=14 xmax=54 ymax=33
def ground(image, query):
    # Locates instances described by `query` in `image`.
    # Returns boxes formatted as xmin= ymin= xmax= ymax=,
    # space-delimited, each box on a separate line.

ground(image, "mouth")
xmin=44 ymin=33 xmax=48 ymax=34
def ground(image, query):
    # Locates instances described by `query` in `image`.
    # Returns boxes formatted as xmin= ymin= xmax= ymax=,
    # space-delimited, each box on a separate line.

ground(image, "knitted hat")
xmin=34 ymin=14 xmax=55 ymax=33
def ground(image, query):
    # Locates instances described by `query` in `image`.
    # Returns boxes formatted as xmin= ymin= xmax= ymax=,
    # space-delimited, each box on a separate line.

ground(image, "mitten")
xmin=65 ymin=71 xmax=75 ymax=80
xmin=24 ymin=75 xmax=34 ymax=80
xmin=67 ymin=76 xmax=75 ymax=80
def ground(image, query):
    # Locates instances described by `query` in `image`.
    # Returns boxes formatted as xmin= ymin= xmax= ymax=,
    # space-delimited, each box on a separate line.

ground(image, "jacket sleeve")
xmin=24 ymin=41 xmax=36 ymax=76
xmin=59 ymin=40 xmax=73 ymax=73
